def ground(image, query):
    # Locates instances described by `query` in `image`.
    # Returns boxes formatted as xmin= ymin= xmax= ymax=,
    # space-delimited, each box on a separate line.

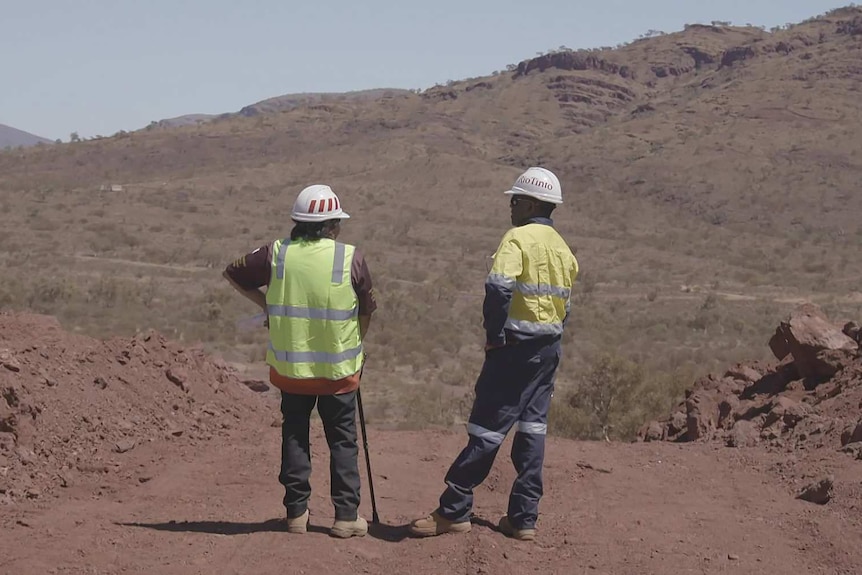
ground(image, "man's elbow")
xmin=222 ymin=270 xmax=246 ymax=293
xmin=223 ymin=270 xmax=242 ymax=289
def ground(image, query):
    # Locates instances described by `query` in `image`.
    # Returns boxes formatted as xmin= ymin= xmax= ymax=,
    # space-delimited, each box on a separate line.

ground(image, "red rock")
xmin=724 ymin=365 xmax=762 ymax=384
xmin=667 ymin=411 xmax=687 ymax=437
xmin=0 ymin=349 xmax=21 ymax=372
xmin=640 ymin=421 xmax=663 ymax=442
xmin=718 ymin=395 xmax=740 ymax=428
xmin=241 ymin=379 xmax=269 ymax=393
xmin=840 ymin=419 xmax=862 ymax=446
xmin=114 ymin=439 xmax=137 ymax=453
xmin=166 ymin=367 xmax=190 ymax=392
xmin=726 ymin=421 xmax=759 ymax=447
xmin=797 ymin=476 xmax=833 ymax=505
xmin=768 ymin=304 xmax=856 ymax=379
xmin=843 ymin=321 xmax=860 ymax=343
xmin=686 ymin=391 xmax=718 ymax=441
xmin=166 ymin=367 xmax=187 ymax=385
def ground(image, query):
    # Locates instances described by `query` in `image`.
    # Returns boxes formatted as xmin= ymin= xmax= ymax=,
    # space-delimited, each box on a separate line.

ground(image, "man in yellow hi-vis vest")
xmin=224 ymin=184 xmax=376 ymax=538
xmin=410 ymin=167 xmax=578 ymax=542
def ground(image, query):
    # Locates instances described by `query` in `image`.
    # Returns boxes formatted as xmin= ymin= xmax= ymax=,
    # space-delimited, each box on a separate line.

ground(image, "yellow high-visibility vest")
xmin=265 ymin=238 xmax=363 ymax=380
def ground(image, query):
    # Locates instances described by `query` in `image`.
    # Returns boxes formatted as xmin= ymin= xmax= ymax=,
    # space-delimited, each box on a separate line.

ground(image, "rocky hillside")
xmin=0 ymin=6 xmax=860 ymax=446
xmin=3 ymin=7 xmax=860 ymax=236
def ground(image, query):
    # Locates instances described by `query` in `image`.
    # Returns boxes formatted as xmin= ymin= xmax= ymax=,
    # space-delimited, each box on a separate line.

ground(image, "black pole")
xmin=356 ymin=386 xmax=380 ymax=524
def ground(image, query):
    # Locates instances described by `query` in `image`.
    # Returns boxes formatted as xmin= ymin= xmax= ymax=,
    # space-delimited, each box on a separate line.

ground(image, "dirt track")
xmin=72 ymin=254 xmax=212 ymax=274
xmin=3 ymin=422 xmax=861 ymax=575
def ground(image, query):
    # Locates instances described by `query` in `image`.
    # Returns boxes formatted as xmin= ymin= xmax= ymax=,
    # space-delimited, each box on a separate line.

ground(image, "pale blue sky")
xmin=0 ymin=0 xmax=852 ymax=140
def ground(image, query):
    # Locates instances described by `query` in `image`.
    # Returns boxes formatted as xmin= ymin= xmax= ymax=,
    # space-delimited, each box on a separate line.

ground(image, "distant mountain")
xmin=0 ymin=124 xmax=52 ymax=148
xmin=150 ymin=88 xmax=411 ymax=129
xmin=236 ymin=88 xmax=411 ymax=117
xmin=153 ymin=114 xmax=218 ymax=129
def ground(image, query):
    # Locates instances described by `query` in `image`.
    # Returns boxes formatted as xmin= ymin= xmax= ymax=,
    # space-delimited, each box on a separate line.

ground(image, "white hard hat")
xmin=291 ymin=184 xmax=350 ymax=222
xmin=504 ymin=167 xmax=562 ymax=204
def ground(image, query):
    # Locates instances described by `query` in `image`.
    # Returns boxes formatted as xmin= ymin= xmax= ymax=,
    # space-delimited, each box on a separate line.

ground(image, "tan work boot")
xmin=409 ymin=511 xmax=472 ymax=537
xmin=330 ymin=516 xmax=368 ymax=538
xmin=497 ymin=515 xmax=536 ymax=541
xmin=285 ymin=510 xmax=309 ymax=534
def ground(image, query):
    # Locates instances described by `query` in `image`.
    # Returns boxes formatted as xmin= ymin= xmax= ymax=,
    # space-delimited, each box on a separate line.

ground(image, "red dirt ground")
xmin=2 ymin=312 xmax=861 ymax=574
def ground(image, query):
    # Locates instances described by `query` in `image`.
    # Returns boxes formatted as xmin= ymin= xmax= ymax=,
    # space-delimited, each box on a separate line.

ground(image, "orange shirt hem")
xmin=269 ymin=367 xmax=360 ymax=395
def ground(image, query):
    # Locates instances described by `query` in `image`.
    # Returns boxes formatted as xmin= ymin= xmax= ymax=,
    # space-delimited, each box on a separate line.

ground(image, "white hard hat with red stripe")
xmin=291 ymin=184 xmax=350 ymax=222
xmin=504 ymin=167 xmax=563 ymax=204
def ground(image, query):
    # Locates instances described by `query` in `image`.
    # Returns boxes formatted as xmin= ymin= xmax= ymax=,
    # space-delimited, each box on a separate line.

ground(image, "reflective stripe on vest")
xmin=266 ymin=238 xmax=362 ymax=380
xmin=267 ymin=304 xmax=358 ymax=321
xmin=267 ymin=342 xmax=364 ymax=364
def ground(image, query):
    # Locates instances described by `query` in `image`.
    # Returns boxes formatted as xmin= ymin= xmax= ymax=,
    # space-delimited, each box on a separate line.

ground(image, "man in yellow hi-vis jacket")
xmin=410 ymin=167 xmax=578 ymax=541
xmin=224 ymin=184 xmax=376 ymax=539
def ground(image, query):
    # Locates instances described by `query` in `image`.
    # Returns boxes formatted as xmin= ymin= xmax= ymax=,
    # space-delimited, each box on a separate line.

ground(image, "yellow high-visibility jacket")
xmin=484 ymin=217 xmax=579 ymax=345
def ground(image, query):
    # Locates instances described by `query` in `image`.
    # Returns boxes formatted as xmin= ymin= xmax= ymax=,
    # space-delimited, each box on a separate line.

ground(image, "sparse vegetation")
xmin=1 ymin=6 xmax=861 ymax=438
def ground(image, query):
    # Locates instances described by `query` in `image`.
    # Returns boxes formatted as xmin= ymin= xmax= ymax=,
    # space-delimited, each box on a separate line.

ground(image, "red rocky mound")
xmin=640 ymin=304 xmax=862 ymax=461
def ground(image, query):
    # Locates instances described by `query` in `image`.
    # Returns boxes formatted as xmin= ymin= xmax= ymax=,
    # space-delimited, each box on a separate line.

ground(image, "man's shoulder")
xmin=506 ymin=223 xmax=552 ymax=243
xmin=237 ymin=242 xmax=275 ymax=264
xmin=348 ymin=245 xmax=372 ymax=275
xmin=514 ymin=224 xmax=575 ymax=256
xmin=345 ymin=243 xmax=364 ymax=259
xmin=499 ymin=227 xmax=522 ymax=242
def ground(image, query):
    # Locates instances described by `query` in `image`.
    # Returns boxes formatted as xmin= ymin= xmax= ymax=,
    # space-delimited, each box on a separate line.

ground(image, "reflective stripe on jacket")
xmin=265 ymin=238 xmax=363 ymax=380
xmin=484 ymin=218 xmax=578 ymax=345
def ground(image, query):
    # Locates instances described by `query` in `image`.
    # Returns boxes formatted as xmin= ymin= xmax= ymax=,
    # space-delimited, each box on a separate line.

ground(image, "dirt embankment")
xmin=0 ymin=312 xmax=268 ymax=504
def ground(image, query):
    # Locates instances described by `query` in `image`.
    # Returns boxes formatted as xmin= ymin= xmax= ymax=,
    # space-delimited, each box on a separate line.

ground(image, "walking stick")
xmin=356 ymin=377 xmax=380 ymax=524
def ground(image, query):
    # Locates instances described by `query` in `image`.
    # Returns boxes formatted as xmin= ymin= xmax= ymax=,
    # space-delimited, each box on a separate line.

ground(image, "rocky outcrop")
xmin=680 ymin=46 xmax=720 ymax=68
xmin=516 ymin=51 xmax=634 ymax=79
xmin=836 ymin=16 xmax=862 ymax=36
xmin=768 ymin=304 xmax=857 ymax=380
xmin=543 ymin=74 xmax=639 ymax=132
xmin=720 ymin=46 xmax=758 ymax=67
xmin=640 ymin=304 xmax=862 ymax=455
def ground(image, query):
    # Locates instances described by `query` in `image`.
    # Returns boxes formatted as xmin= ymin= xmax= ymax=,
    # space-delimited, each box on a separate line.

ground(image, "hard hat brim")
xmin=503 ymin=188 xmax=562 ymax=205
xmin=291 ymin=210 xmax=350 ymax=223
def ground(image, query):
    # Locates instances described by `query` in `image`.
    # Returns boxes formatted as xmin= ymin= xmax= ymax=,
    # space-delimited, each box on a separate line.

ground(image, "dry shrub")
xmin=551 ymin=353 xmax=689 ymax=441
xmin=26 ymin=278 xmax=76 ymax=313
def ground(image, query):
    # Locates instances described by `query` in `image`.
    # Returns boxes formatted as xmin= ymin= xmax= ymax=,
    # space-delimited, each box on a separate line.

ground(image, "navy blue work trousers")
xmin=437 ymin=338 xmax=560 ymax=529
